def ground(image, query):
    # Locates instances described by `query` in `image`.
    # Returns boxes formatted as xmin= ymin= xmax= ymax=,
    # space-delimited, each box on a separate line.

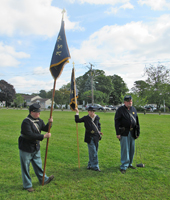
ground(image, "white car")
xmin=103 ymin=106 xmax=111 ymax=110
xmin=144 ymin=105 xmax=157 ymax=112
xmin=107 ymin=105 xmax=117 ymax=110
xmin=85 ymin=104 xmax=105 ymax=110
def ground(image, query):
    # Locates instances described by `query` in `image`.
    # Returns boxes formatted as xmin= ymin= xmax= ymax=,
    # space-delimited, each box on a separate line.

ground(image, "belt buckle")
xmin=91 ymin=130 xmax=95 ymax=134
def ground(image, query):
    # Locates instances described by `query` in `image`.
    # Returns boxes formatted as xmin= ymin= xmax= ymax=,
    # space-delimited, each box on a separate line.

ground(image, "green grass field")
xmin=0 ymin=109 xmax=169 ymax=200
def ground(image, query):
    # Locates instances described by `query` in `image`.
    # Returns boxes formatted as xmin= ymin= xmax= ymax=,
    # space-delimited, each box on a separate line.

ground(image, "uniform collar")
xmin=89 ymin=114 xmax=96 ymax=121
xmin=124 ymin=105 xmax=132 ymax=111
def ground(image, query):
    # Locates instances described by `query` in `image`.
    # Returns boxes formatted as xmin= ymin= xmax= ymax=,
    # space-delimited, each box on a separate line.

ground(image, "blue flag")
xmin=70 ymin=68 xmax=78 ymax=111
xmin=50 ymin=19 xmax=71 ymax=80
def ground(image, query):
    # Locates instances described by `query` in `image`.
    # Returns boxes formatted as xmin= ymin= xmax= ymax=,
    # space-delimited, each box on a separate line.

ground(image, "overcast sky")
xmin=1 ymin=0 xmax=170 ymax=94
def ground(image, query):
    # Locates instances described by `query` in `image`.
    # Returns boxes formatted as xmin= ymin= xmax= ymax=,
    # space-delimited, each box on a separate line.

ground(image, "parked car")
xmin=107 ymin=105 xmax=117 ymax=110
xmin=103 ymin=106 xmax=111 ymax=110
xmin=144 ymin=105 xmax=157 ymax=112
xmin=85 ymin=104 xmax=105 ymax=110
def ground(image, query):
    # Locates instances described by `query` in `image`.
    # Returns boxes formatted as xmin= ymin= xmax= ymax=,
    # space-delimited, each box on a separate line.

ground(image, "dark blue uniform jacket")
xmin=75 ymin=114 xmax=101 ymax=146
xmin=18 ymin=114 xmax=50 ymax=153
xmin=115 ymin=105 xmax=140 ymax=138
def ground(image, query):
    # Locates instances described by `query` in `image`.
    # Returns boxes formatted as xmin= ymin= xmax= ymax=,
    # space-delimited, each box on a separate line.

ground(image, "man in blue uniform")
xmin=75 ymin=106 xmax=103 ymax=171
xmin=18 ymin=103 xmax=54 ymax=192
xmin=115 ymin=95 xmax=140 ymax=174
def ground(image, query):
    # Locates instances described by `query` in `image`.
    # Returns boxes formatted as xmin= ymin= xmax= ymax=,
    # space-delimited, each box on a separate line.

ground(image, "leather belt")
xmin=123 ymin=127 xmax=133 ymax=131
xmin=119 ymin=127 xmax=133 ymax=131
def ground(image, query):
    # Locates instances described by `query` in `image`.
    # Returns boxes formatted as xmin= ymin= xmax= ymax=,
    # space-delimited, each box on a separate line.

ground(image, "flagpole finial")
xmin=62 ymin=8 xmax=66 ymax=20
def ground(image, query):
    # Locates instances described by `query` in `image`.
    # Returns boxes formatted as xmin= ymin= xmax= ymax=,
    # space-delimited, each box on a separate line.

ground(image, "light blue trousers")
xmin=19 ymin=150 xmax=49 ymax=189
xmin=120 ymin=132 xmax=135 ymax=170
xmin=87 ymin=138 xmax=99 ymax=170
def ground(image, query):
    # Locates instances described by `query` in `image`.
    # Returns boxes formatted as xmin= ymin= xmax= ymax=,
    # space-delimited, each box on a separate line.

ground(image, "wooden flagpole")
xmin=73 ymin=62 xmax=80 ymax=169
xmin=42 ymin=79 xmax=56 ymax=186
xmin=76 ymin=123 xmax=80 ymax=169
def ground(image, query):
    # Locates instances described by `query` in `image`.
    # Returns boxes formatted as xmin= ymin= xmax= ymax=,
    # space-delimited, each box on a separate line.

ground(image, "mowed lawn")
xmin=0 ymin=109 xmax=169 ymax=200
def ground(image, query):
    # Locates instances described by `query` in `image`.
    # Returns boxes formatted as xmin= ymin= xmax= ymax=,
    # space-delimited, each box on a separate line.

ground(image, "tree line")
xmin=0 ymin=64 xmax=170 ymax=110
xmin=32 ymin=69 xmax=129 ymax=108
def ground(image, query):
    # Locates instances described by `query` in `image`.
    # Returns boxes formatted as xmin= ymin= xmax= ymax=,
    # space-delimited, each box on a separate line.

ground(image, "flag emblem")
xmin=50 ymin=19 xmax=71 ymax=80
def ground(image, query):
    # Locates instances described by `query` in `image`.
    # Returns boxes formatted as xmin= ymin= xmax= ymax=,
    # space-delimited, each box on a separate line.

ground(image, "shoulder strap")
xmin=26 ymin=117 xmax=40 ymax=133
xmin=91 ymin=119 xmax=101 ymax=137
xmin=124 ymin=107 xmax=136 ymax=125
xmin=129 ymin=111 xmax=136 ymax=124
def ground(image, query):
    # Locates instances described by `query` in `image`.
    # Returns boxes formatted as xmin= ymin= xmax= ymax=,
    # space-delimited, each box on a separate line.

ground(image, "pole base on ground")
xmin=136 ymin=163 xmax=145 ymax=167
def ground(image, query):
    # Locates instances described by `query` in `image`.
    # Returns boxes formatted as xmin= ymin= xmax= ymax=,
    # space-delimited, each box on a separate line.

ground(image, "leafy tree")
xmin=14 ymin=94 xmax=24 ymax=108
xmin=0 ymin=80 xmax=16 ymax=106
xmin=144 ymin=64 xmax=170 ymax=109
xmin=129 ymin=93 xmax=148 ymax=107
xmin=109 ymin=75 xmax=128 ymax=105
xmin=45 ymin=83 xmax=71 ymax=108
xmin=76 ymin=69 xmax=105 ymax=104
xmin=60 ymin=83 xmax=71 ymax=91
xmin=131 ymin=80 xmax=150 ymax=108
xmin=131 ymin=80 xmax=150 ymax=98
xmin=164 ymin=84 xmax=170 ymax=108
xmin=81 ymin=90 xmax=108 ymax=105
xmin=84 ymin=75 xmax=96 ymax=93
xmin=93 ymin=69 xmax=105 ymax=77
xmin=76 ymin=70 xmax=91 ymax=93
xmin=46 ymin=90 xmax=53 ymax=99
xmin=39 ymin=90 xmax=47 ymax=98
xmin=80 ymin=90 xmax=92 ymax=104
xmin=31 ymin=92 xmax=39 ymax=96
xmin=95 ymin=75 xmax=113 ymax=100
xmin=54 ymin=88 xmax=70 ymax=108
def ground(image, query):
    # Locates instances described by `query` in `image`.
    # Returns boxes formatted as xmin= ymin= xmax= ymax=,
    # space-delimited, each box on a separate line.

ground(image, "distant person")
xmin=114 ymin=95 xmax=140 ymax=174
xmin=74 ymin=106 xmax=103 ymax=172
xmin=18 ymin=103 xmax=54 ymax=192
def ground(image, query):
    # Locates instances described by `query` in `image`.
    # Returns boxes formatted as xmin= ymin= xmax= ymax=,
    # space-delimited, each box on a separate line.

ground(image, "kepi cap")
xmin=124 ymin=95 xmax=132 ymax=102
xmin=88 ymin=106 xmax=95 ymax=111
xmin=29 ymin=103 xmax=41 ymax=113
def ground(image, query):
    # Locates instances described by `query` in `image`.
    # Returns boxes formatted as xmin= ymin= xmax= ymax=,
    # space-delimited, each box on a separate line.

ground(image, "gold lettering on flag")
xmin=56 ymin=51 xmax=62 ymax=56
xmin=57 ymin=35 xmax=62 ymax=42
xmin=57 ymin=44 xmax=63 ymax=49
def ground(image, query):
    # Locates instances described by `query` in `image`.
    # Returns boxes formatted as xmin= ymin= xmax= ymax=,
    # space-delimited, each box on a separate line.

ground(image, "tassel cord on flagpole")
xmin=42 ymin=79 xmax=56 ymax=186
